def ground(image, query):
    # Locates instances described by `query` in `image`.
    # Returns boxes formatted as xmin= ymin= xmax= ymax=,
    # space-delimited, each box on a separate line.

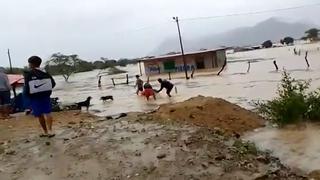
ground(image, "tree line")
xmin=5 ymin=53 xmax=139 ymax=81
xmin=262 ymin=28 xmax=320 ymax=48
xmin=45 ymin=53 xmax=139 ymax=81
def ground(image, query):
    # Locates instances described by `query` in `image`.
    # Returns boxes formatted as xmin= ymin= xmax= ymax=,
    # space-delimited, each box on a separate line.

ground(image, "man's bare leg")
xmin=38 ymin=115 xmax=48 ymax=136
xmin=46 ymin=114 xmax=55 ymax=137
xmin=46 ymin=114 xmax=53 ymax=131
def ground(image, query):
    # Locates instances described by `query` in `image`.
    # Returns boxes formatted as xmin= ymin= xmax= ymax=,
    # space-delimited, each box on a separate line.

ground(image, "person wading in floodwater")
xmin=142 ymin=82 xmax=156 ymax=101
xmin=134 ymin=75 xmax=143 ymax=95
xmin=156 ymin=78 xmax=174 ymax=97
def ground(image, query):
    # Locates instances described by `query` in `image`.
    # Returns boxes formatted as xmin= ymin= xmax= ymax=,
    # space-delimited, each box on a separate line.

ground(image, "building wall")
xmin=143 ymin=50 xmax=226 ymax=76
xmin=216 ymin=50 xmax=226 ymax=67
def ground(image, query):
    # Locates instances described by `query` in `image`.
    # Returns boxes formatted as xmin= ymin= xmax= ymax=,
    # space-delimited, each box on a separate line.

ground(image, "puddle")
xmin=245 ymin=123 xmax=320 ymax=172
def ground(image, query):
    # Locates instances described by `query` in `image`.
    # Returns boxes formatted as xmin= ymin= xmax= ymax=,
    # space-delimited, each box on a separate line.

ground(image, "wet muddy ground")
xmin=0 ymin=112 xmax=306 ymax=180
xmin=3 ymin=43 xmax=320 ymax=179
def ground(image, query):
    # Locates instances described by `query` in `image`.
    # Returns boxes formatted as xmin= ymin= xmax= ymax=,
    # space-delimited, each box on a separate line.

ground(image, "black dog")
xmin=100 ymin=96 xmax=114 ymax=102
xmin=76 ymin=96 xmax=92 ymax=111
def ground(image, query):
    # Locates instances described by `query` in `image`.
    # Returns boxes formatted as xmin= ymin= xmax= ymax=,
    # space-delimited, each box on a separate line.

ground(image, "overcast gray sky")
xmin=1 ymin=0 xmax=319 ymax=67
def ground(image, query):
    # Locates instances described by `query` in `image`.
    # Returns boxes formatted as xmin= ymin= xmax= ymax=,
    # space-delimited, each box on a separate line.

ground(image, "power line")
xmin=111 ymin=2 xmax=320 ymax=36
xmin=181 ymin=2 xmax=320 ymax=21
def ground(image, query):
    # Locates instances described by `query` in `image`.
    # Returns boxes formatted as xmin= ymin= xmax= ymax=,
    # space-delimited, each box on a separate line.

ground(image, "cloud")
xmin=1 ymin=0 xmax=319 ymax=67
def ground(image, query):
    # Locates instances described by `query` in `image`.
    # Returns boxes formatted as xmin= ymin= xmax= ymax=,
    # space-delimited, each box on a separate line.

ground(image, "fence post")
xmin=111 ymin=78 xmax=115 ymax=86
xmin=273 ymin=60 xmax=279 ymax=71
xmin=126 ymin=74 xmax=129 ymax=84
xmin=191 ymin=68 xmax=195 ymax=78
xmin=305 ymin=51 xmax=310 ymax=68
xmin=138 ymin=60 xmax=142 ymax=76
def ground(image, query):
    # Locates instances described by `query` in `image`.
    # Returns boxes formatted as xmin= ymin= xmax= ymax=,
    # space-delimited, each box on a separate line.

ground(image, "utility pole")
xmin=7 ymin=49 xmax=13 ymax=73
xmin=173 ymin=16 xmax=189 ymax=80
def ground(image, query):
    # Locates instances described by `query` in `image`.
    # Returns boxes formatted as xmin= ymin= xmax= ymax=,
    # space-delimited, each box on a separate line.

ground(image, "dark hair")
xmin=136 ymin=75 xmax=140 ymax=78
xmin=28 ymin=56 xmax=42 ymax=67
xmin=158 ymin=78 xmax=162 ymax=82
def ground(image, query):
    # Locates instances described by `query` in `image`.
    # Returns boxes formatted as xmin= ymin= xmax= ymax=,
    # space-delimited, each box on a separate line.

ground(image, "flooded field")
xmin=51 ymin=42 xmax=320 ymax=173
xmin=53 ymin=42 xmax=320 ymax=116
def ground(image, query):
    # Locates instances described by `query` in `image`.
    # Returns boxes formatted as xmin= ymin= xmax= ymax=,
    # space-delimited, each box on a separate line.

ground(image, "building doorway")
xmin=196 ymin=57 xmax=205 ymax=69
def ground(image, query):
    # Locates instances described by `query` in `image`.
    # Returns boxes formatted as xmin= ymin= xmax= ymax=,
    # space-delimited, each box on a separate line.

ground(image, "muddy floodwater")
xmin=53 ymin=43 xmax=320 ymax=116
xmin=52 ymin=42 xmax=320 ymax=172
xmin=245 ymin=123 xmax=320 ymax=173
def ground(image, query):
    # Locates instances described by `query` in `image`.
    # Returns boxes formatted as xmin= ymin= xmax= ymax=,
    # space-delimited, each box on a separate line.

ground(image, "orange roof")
xmin=8 ymin=74 xmax=24 ymax=85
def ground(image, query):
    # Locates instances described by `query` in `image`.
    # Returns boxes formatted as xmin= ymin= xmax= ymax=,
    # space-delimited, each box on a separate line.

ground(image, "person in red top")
xmin=142 ymin=82 xmax=156 ymax=101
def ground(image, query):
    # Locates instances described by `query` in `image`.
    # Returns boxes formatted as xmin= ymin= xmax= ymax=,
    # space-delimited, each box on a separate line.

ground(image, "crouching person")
xmin=142 ymin=82 xmax=156 ymax=101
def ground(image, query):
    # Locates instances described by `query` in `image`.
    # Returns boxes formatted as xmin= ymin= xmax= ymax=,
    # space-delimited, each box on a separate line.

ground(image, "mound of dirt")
xmin=152 ymin=96 xmax=265 ymax=134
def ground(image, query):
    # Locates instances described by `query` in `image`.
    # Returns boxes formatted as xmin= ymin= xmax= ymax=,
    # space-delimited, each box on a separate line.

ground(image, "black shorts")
xmin=166 ymin=86 xmax=173 ymax=95
xmin=138 ymin=87 xmax=143 ymax=92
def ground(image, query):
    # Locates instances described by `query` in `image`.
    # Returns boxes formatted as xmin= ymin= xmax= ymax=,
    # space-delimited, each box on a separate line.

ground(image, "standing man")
xmin=0 ymin=67 xmax=11 ymax=118
xmin=135 ymin=75 xmax=143 ymax=95
xmin=156 ymin=78 xmax=174 ymax=97
xmin=24 ymin=56 xmax=56 ymax=137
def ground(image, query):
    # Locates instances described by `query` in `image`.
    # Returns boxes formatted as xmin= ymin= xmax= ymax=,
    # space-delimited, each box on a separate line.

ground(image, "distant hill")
xmin=150 ymin=18 xmax=314 ymax=55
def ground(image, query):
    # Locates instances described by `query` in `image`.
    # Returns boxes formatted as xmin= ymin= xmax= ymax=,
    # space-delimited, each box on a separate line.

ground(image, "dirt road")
xmin=0 ymin=113 xmax=305 ymax=180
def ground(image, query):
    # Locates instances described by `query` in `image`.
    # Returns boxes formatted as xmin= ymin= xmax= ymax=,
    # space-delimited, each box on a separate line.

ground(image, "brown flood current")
xmin=245 ymin=123 xmax=320 ymax=173
xmin=51 ymin=42 xmax=320 ymax=172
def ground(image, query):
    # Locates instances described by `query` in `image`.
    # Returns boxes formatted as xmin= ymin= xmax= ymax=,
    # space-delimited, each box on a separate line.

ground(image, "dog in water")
xmin=76 ymin=96 xmax=92 ymax=111
xmin=100 ymin=96 xmax=114 ymax=102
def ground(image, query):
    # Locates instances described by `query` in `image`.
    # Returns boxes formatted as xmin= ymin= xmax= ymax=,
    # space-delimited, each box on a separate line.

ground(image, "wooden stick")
xmin=247 ymin=61 xmax=251 ymax=73
xmin=111 ymin=78 xmax=115 ymax=86
xmin=273 ymin=60 xmax=279 ymax=71
xmin=126 ymin=74 xmax=129 ymax=84
xmin=305 ymin=51 xmax=310 ymax=68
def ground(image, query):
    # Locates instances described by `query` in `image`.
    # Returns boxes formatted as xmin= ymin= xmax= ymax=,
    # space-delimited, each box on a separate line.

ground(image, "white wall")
xmin=143 ymin=50 xmax=226 ymax=75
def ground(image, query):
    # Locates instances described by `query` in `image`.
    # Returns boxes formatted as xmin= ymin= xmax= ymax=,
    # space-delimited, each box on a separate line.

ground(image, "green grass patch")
xmin=255 ymin=71 xmax=320 ymax=126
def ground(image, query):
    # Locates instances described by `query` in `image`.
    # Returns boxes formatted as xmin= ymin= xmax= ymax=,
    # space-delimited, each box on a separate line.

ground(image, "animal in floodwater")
xmin=76 ymin=96 xmax=92 ymax=111
xmin=100 ymin=96 xmax=114 ymax=102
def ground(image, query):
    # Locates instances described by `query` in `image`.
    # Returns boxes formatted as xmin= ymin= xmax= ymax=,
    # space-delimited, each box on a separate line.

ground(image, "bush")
xmin=262 ymin=40 xmax=273 ymax=48
xmin=306 ymin=89 xmax=320 ymax=120
xmin=255 ymin=71 xmax=320 ymax=125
